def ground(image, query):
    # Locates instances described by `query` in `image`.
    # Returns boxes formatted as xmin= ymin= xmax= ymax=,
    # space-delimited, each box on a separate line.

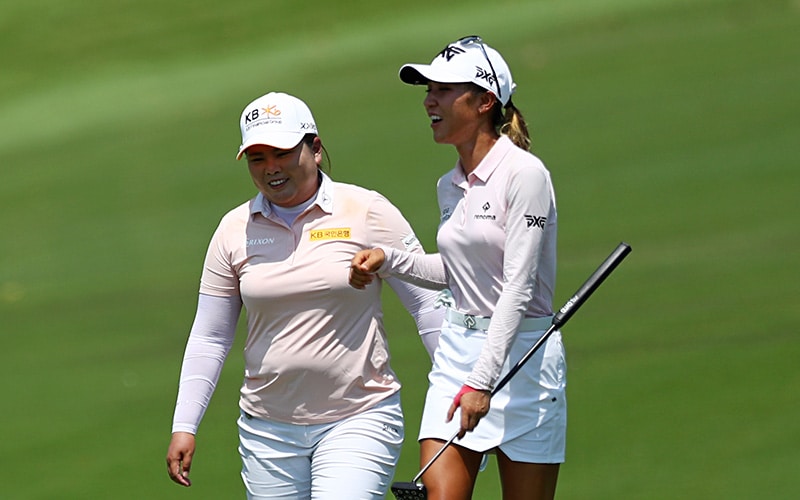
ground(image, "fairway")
xmin=1 ymin=0 xmax=798 ymax=498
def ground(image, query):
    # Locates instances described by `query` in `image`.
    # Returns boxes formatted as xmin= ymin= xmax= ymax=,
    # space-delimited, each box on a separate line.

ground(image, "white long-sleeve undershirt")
xmin=171 ymin=294 xmax=241 ymax=434
xmin=171 ymin=283 xmax=443 ymax=435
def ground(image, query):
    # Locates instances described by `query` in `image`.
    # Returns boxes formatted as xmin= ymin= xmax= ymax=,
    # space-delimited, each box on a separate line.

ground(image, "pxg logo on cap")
xmin=398 ymin=35 xmax=516 ymax=106
xmin=237 ymin=92 xmax=318 ymax=159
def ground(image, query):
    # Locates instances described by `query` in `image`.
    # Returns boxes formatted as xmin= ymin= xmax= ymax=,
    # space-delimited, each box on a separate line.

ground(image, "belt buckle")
xmin=463 ymin=314 xmax=477 ymax=329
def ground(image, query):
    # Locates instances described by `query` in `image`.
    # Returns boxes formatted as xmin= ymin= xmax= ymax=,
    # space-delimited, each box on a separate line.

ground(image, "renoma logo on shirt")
xmin=474 ymin=202 xmax=496 ymax=220
xmin=309 ymin=228 xmax=351 ymax=240
xmin=525 ymin=214 xmax=547 ymax=230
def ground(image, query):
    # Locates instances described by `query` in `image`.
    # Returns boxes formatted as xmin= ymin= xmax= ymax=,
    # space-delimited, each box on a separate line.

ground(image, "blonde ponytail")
xmin=479 ymin=85 xmax=531 ymax=151
xmin=499 ymin=100 xmax=531 ymax=151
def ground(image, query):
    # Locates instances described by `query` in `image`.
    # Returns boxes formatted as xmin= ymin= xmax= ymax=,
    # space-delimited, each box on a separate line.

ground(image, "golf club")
xmin=391 ymin=242 xmax=632 ymax=500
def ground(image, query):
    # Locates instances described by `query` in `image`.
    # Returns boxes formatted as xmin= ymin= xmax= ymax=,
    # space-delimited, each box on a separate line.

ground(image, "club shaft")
xmin=405 ymin=242 xmax=632 ymax=485
xmin=412 ymin=432 xmax=458 ymax=483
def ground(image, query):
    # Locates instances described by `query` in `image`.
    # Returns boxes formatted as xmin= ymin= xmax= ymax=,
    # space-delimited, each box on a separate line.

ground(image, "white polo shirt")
xmin=200 ymin=173 xmax=429 ymax=424
xmin=383 ymin=136 xmax=557 ymax=390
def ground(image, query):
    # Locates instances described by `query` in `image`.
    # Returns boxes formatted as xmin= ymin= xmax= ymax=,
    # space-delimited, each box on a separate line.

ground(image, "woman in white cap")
xmin=350 ymin=36 xmax=563 ymax=499
xmin=165 ymin=91 xmax=443 ymax=499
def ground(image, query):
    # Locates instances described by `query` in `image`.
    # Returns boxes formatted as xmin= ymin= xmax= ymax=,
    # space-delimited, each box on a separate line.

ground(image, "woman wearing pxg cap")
xmin=350 ymin=36 xmax=563 ymax=499
xmin=165 ymin=91 xmax=444 ymax=499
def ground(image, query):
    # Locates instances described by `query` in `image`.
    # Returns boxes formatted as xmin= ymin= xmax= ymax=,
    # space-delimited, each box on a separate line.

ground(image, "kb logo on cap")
xmin=245 ymin=105 xmax=281 ymax=124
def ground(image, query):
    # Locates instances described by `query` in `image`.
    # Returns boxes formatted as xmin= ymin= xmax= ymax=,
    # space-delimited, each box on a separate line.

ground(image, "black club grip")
xmin=552 ymin=242 xmax=632 ymax=328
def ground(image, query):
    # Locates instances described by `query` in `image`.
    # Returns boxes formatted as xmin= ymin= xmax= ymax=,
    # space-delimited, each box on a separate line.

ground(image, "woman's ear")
xmin=478 ymin=91 xmax=498 ymax=114
xmin=311 ymin=136 xmax=324 ymax=167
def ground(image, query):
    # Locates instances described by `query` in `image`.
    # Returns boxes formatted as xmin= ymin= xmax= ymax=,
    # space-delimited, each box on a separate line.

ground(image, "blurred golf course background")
xmin=1 ymin=0 xmax=797 ymax=498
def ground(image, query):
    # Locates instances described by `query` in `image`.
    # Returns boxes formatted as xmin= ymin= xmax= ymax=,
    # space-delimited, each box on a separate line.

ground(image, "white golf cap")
xmin=399 ymin=36 xmax=516 ymax=106
xmin=236 ymin=92 xmax=318 ymax=160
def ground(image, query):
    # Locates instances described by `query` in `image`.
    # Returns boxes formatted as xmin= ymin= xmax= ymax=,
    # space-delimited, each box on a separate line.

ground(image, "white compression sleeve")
xmin=385 ymin=276 xmax=444 ymax=361
xmin=379 ymin=246 xmax=448 ymax=288
xmin=171 ymin=294 xmax=242 ymax=434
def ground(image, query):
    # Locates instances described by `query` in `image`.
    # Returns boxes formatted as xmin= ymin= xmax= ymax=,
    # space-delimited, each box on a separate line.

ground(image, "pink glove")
xmin=452 ymin=384 xmax=480 ymax=408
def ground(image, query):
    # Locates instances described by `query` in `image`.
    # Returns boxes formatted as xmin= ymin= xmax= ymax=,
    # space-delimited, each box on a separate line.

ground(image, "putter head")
xmin=390 ymin=481 xmax=427 ymax=499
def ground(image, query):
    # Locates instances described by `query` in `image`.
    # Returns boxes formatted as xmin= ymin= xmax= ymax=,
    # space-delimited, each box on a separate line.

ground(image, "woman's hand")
xmin=166 ymin=432 xmax=196 ymax=487
xmin=447 ymin=385 xmax=491 ymax=439
xmin=349 ymin=248 xmax=386 ymax=289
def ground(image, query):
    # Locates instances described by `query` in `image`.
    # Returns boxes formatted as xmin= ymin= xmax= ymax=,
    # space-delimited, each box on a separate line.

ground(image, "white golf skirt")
xmin=418 ymin=319 xmax=567 ymax=463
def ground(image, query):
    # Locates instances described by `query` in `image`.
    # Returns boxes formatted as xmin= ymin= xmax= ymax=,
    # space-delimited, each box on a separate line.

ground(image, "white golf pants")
xmin=238 ymin=392 xmax=404 ymax=499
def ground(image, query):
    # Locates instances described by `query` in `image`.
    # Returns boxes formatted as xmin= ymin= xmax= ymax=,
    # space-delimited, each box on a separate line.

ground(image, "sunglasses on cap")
xmin=454 ymin=35 xmax=502 ymax=101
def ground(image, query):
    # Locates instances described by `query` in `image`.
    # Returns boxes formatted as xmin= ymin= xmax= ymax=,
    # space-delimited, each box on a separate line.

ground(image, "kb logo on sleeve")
xmin=525 ymin=214 xmax=547 ymax=230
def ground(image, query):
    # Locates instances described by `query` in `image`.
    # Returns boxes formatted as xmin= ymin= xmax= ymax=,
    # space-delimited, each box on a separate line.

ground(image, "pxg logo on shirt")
xmin=525 ymin=214 xmax=547 ymax=230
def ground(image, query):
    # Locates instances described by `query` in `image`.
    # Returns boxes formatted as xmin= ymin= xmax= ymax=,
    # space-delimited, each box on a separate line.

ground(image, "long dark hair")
xmin=302 ymin=133 xmax=332 ymax=172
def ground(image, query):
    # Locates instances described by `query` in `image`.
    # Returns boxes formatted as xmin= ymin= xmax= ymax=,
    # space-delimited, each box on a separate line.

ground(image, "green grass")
xmin=1 ymin=0 xmax=798 ymax=498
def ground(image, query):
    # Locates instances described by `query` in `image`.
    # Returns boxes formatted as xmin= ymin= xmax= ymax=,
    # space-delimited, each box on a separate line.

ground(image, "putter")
xmin=391 ymin=242 xmax=632 ymax=500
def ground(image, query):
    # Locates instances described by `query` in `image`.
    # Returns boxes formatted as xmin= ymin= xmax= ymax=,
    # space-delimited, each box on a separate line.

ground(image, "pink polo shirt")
xmin=382 ymin=136 xmax=557 ymax=390
xmin=200 ymin=173 xmax=429 ymax=424
xmin=438 ymin=135 xmax=557 ymax=388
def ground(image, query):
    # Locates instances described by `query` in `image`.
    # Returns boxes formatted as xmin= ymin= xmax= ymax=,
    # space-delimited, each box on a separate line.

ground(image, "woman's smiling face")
xmin=245 ymin=136 xmax=322 ymax=208
xmin=423 ymin=82 xmax=484 ymax=146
